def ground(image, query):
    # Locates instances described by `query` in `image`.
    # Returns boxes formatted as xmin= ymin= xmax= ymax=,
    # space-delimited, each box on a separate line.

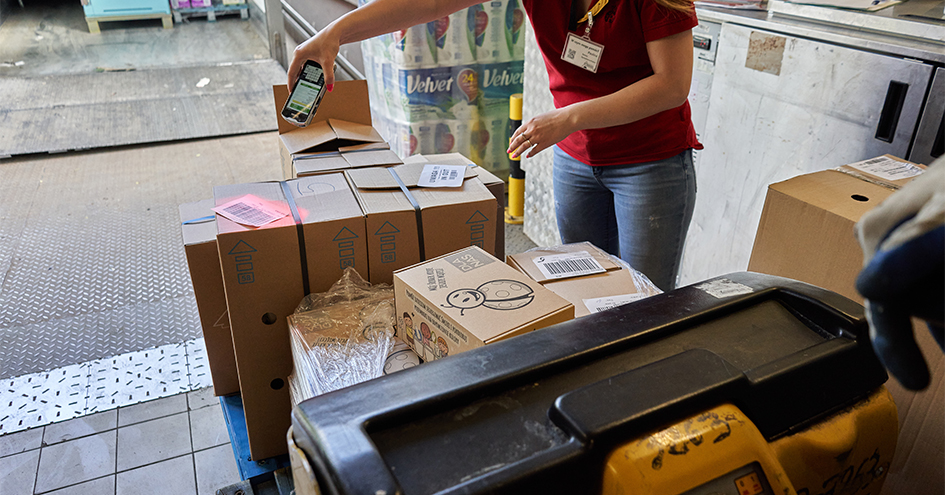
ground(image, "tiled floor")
xmin=0 ymin=387 xmax=241 ymax=495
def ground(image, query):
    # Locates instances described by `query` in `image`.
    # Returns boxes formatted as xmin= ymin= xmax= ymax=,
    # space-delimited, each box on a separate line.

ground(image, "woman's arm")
xmin=288 ymin=0 xmax=480 ymax=89
xmin=509 ymin=29 xmax=694 ymax=158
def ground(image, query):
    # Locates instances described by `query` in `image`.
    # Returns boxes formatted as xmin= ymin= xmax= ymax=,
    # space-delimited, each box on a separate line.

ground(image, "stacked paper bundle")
xmin=361 ymin=0 xmax=526 ymax=180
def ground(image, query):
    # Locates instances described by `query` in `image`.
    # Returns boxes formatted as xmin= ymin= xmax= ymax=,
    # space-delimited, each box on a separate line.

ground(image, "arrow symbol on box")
xmin=227 ymin=240 xmax=257 ymax=255
xmin=375 ymin=222 xmax=401 ymax=235
xmin=333 ymin=227 xmax=360 ymax=241
xmin=466 ymin=211 xmax=489 ymax=224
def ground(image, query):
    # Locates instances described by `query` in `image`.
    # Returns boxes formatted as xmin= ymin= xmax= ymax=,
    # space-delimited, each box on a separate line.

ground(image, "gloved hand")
xmin=855 ymin=156 xmax=944 ymax=391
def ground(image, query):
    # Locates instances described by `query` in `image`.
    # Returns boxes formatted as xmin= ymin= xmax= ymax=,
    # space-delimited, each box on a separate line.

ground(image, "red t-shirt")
xmin=521 ymin=0 xmax=703 ymax=166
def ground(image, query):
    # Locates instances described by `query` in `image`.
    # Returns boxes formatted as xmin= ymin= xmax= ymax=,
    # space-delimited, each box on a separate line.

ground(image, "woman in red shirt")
xmin=289 ymin=0 xmax=701 ymax=290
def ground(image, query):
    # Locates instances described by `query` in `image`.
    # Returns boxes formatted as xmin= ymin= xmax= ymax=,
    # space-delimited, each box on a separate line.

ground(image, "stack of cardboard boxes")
xmin=180 ymin=81 xmax=508 ymax=460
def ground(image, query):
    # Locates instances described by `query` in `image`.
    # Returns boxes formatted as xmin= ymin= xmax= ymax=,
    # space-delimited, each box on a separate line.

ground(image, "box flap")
xmin=509 ymin=242 xmax=621 ymax=283
xmin=280 ymin=120 xmax=337 ymax=155
xmin=273 ymin=80 xmax=372 ymax=135
xmin=342 ymin=149 xmax=404 ymax=169
xmin=421 ymin=153 xmax=475 ymax=166
xmin=180 ymin=199 xmax=216 ymax=246
xmin=348 ymin=163 xmax=478 ymax=190
xmin=329 ymin=119 xmax=385 ymax=144
xmin=288 ymin=173 xmax=363 ymax=223
xmin=339 ymin=142 xmax=390 ymax=153
xmin=294 ymin=153 xmax=351 ymax=176
xmin=402 ymin=154 xmax=429 ymax=165
xmin=412 ymin=176 xmax=494 ymax=208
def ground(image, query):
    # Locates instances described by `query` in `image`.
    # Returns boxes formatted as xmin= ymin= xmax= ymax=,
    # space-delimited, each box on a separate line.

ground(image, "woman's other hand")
xmin=507 ymin=107 xmax=577 ymax=159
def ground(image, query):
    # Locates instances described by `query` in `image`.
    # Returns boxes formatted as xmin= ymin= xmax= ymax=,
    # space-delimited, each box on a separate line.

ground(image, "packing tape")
xmin=387 ymin=168 xmax=425 ymax=260
xmin=280 ymin=181 xmax=312 ymax=297
xmin=182 ymin=215 xmax=215 ymax=225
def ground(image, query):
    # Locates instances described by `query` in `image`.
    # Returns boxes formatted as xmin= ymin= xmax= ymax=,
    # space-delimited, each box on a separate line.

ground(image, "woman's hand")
xmin=507 ymin=107 xmax=577 ymax=159
xmin=287 ymin=27 xmax=341 ymax=91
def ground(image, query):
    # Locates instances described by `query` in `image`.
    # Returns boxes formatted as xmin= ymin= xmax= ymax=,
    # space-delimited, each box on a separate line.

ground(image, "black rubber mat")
xmin=0 ymin=60 xmax=287 ymax=157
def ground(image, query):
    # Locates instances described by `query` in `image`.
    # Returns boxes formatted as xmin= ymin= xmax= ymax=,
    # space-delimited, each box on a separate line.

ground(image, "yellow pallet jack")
xmin=288 ymin=273 xmax=897 ymax=495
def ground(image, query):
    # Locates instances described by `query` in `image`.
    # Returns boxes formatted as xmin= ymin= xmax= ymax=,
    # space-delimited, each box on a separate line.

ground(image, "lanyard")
xmin=577 ymin=0 xmax=608 ymax=37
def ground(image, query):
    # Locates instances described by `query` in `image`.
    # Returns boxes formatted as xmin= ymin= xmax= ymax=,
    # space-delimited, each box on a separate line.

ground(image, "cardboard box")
xmin=746 ymin=155 xmax=942 ymax=495
xmin=393 ymin=246 xmax=573 ymax=362
xmin=179 ymin=200 xmax=240 ymax=396
xmin=214 ymin=182 xmax=302 ymax=460
xmin=507 ymin=242 xmax=661 ymax=318
xmin=287 ymin=174 xmax=370 ymax=294
xmin=347 ymin=162 xmax=498 ymax=284
xmin=291 ymin=144 xmax=404 ymax=178
xmin=213 ymin=175 xmax=368 ymax=459
xmin=273 ymin=81 xmax=400 ymax=180
xmin=404 ymin=153 xmax=507 ymax=261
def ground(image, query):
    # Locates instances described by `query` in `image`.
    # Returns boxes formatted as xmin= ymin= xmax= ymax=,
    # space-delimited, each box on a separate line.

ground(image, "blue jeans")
xmin=552 ymin=146 xmax=697 ymax=291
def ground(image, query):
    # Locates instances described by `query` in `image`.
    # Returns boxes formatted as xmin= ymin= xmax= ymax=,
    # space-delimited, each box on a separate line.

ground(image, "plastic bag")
xmin=288 ymin=268 xmax=396 ymax=405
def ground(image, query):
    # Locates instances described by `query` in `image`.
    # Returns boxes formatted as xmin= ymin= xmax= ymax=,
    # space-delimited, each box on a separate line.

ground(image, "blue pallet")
xmin=220 ymin=395 xmax=291 ymax=481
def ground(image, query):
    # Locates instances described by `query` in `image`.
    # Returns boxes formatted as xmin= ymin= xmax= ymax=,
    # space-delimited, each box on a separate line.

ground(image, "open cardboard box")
xmin=346 ymin=162 xmax=498 ymax=285
xmin=747 ymin=155 xmax=941 ymax=495
xmin=508 ymin=242 xmax=661 ymax=318
xmin=273 ymin=80 xmax=401 ymax=179
xmin=394 ymin=246 xmax=574 ymax=362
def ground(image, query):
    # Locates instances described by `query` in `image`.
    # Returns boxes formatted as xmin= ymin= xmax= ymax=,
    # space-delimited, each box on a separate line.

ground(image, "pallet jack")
xmin=287 ymin=272 xmax=897 ymax=495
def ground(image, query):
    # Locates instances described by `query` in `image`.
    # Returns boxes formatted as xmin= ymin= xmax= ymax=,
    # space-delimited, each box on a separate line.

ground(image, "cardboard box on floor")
xmin=179 ymin=200 xmax=240 ymax=396
xmin=273 ymin=81 xmax=403 ymax=179
xmin=394 ymin=246 xmax=574 ymax=362
xmin=507 ymin=242 xmax=662 ymax=318
xmin=404 ymin=153 xmax=507 ymax=261
xmin=346 ymin=162 xmax=498 ymax=285
xmin=746 ymin=155 xmax=942 ymax=495
xmin=214 ymin=174 xmax=368 ymax=460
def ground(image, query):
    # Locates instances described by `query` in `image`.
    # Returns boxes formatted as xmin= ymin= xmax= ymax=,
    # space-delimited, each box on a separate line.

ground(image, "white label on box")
xmin=583 ymin=293 xmax=648 ymax=314
xmin=846 ymin=156 xmax=923 ymax=181
xmin=418 ymin=164 xmax=466 ymax=188
xmin=695 ymin=279 xmax=754 ymax=299
xmin=213 ymin=195 xmax=287 ymax=228
xmin=533 ymin=251 xmax=605 ymax=280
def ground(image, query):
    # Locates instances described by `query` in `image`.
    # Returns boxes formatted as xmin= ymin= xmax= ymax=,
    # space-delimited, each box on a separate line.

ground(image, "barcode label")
xmin=583 ymin=293 xmax=649 ymax=314
xmin=846 ymin=156 xmax=923 ymax=181
xmin=213 ymin=195 xmax=287 ymax=227
xmin=534 ymin=251 xmax=605 ymax=280
xmin=695 ymin=279 xmax=754 ymax=299
xmin=418 ymin=164 xmax=466 ymax=188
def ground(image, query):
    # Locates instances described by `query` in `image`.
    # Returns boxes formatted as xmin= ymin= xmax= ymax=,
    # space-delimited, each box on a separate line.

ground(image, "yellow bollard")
xmin=505 ymin=93 xmax=525 ymax=225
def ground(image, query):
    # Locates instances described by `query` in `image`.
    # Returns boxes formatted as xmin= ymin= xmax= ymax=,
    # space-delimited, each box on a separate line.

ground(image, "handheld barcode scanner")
xmin=288 ymin=272 xmax=897 ymax=495
xmin=282 ymin=60 xmax=327 ymax=127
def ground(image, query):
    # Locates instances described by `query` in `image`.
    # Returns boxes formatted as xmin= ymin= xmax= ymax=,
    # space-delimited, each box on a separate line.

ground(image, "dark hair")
xmin=654 ymin=0 xmax=695 ymax=14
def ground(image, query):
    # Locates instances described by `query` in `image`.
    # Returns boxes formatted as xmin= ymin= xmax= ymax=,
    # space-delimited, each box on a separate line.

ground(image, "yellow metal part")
xmin=769 ymin=387 xmax=898 ymax=495
xmin=505 ymin=177 xmax=525 ymax=224
xmin=603 ymin=404 xmax=796 ymax=495
xmin=509 ymin=93 xmax=523 ymax=121
xmin=602 ymin=387 xmax=898 ymax=495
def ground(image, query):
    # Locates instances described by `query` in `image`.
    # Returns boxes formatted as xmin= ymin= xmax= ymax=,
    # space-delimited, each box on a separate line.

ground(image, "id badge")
xmin=561 ymin=33 xmax=604 ymax=73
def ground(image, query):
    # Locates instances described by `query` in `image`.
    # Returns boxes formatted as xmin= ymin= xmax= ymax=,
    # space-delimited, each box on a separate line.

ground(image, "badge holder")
xmin=561 ymin=11 xmax=605 ymax=73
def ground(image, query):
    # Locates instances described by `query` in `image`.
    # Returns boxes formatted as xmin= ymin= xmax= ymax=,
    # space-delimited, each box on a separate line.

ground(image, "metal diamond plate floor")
xmin=0 ymin=132 xmax=285 ymax=380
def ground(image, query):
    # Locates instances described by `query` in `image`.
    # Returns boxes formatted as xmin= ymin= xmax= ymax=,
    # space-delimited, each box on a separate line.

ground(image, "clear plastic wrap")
xmin=288 ymin=268 xmax=396 ymax=406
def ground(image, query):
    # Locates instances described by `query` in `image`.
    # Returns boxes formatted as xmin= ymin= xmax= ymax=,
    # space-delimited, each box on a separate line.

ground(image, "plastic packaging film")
xmin=288 ymin=268 xmax=403 ymax=405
